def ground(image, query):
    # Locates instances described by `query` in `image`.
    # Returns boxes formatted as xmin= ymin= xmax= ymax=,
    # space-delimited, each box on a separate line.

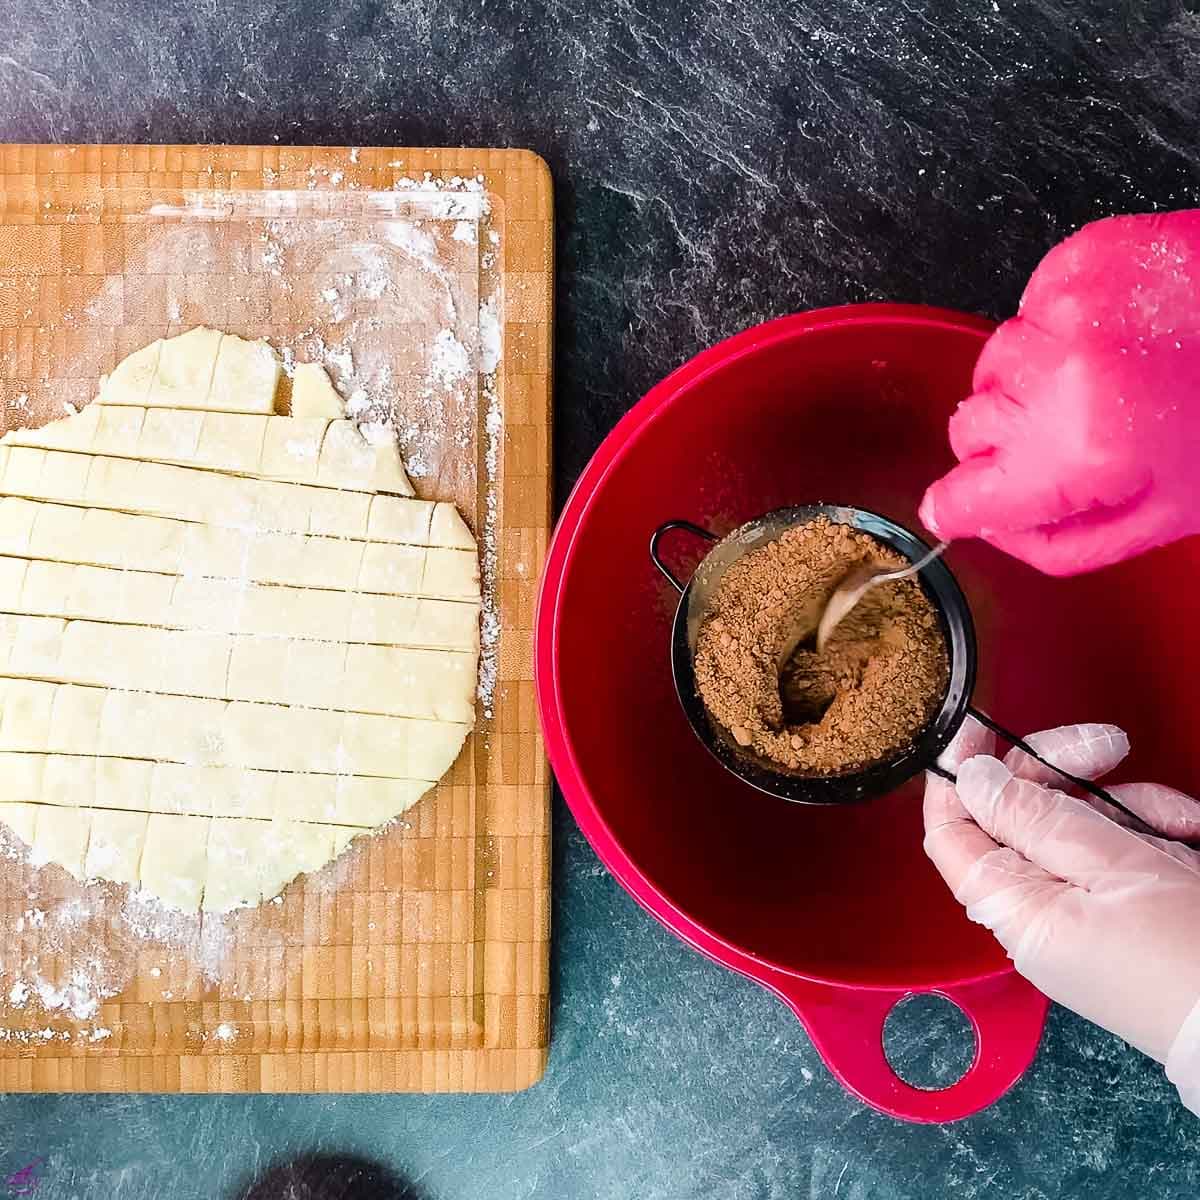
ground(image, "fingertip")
xmin=1004 ymin=723 xmax=1130 ymax=785
xmin=955 ymin=755 xmax=1014 ymax=830
xmin=918 ymin=486 xmax=944 ymax=541
xmin=947 ymin=388 xmax=1025 ymax=461
xmin=938 ymin=715 xmax=996 ymax=773
xmin=920 ymin=464 xmax=989 ymax=542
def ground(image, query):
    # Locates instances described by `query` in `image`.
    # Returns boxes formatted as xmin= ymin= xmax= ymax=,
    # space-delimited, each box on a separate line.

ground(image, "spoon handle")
xmin=876 ymin=539 xmax=950 ymax=584
xmin=814 ymin=540 xmax=951 ymax=652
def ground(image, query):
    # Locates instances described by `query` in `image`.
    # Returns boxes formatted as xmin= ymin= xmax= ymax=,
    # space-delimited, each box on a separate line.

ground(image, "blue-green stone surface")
xmin=2 ymin=1 xmax=1199 ymax=1194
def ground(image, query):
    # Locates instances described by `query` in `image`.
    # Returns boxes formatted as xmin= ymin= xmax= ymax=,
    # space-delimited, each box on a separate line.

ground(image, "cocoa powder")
xmin=693 ymin=517 xmax=949 ymax=776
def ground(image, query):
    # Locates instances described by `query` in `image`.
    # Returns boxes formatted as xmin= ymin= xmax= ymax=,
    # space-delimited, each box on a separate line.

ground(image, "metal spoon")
xmin=774 ymin=540 xmax=950 ymax=671
xmin=814 ymin=541 xmax=950 ymax=653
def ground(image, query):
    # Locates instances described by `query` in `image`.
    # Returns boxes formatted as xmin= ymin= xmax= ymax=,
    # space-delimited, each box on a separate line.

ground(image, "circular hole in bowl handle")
xmin=771 ymin=973 xmax=1048 ymax=1123
xmin=883 ymin=993 xmax=975 ymax=1089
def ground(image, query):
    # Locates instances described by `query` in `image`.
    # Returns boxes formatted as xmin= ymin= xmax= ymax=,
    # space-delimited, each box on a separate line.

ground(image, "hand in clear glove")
xmin=920 ymin=210 xmax=1200 ymax=574
xmin=924 ymin=717 xmax=1200 ymax=1113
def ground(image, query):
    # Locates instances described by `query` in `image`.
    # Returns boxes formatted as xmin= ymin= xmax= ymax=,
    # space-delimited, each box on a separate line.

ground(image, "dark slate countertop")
xmin=3 ymin=2 xmax=1200 ymax=1196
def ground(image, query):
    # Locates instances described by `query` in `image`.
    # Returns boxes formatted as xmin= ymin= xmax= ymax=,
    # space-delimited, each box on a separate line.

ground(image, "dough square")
xmin=147 ymin=327 xmax=222 ymax=410
xmin=0 ymin=802 xmax=39 ymax=849
xmin=139 ymin=406 xmax=205 ymax=460
xmin=203 ymin=817 xmax=267 ymax=912
xmin=0 ymin=554 xmax=28 ymax=607
xmin=140 ymin=813 xmax=211 ymax=911
xmin=99 ymin=339 xmax=162 ymax=406
xmin=0 ymin=753 xmax=46 ymax=804
xmin=31 ymin=804 xmax=90 ymax=879
xmin=208 ymin=334 xmax=281 ymax=415
xmin=20 ymin=559 xmax=69 ymax=614
xmin=85 ymin=809 xmax=148 ymax=884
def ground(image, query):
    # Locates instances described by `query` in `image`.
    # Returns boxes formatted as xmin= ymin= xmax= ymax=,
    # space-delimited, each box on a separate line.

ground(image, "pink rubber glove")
xmin=924 ymin=718 xmax=1200 ymax=1114
xmin=921 ymin=211 xmax=1200 ymax=574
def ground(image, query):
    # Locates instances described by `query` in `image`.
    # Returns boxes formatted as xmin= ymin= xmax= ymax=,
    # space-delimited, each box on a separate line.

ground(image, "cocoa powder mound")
xmin=693 ymin=517 xmax=949 ymax=776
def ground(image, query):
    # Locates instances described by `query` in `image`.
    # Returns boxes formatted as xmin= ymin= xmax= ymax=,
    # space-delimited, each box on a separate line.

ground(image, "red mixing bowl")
xmin=535 ymin=303 xmax=1200 ymax=1122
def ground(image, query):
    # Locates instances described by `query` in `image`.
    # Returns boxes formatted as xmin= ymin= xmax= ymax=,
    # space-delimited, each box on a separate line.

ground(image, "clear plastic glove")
xmin=924 ymin=717 xmax=1200 ymax=1113
xmin=920 ymin=210 xmax=1200 ymax=574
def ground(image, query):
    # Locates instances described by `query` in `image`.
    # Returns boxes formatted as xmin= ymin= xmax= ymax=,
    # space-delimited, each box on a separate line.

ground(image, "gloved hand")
xmin=924 ymin=717 xmax=1200 ymax=1114
xmin=920 ymin=210 xmax=1200 ymax=574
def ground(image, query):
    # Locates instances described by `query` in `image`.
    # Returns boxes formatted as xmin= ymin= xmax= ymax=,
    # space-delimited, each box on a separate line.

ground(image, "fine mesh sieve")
xmin=650 ymin=504 xmax=1140 ymax=814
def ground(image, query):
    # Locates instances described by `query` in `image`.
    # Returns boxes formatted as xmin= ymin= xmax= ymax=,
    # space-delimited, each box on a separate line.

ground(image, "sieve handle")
xmin=943 ymin=707 xmax=1144 ymax=827
xmin=772 ymin=973 xmax=1048 ymax=1124
xmin=649 ymin=520 xmax=718 ymax=593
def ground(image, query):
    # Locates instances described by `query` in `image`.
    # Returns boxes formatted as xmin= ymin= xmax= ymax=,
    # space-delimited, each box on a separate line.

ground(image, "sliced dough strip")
xmin=0 ymin=499 xmax=480 ymax=599
xmin=0 ymin=680 xmax=470 ymax=780
xmin=4 ymin=411 xmax=414 ymax=497
xmin=0 ymin=798 xmax=364 ymax=911
xmin=0 ymin=446 xmax=466 ymax=549
xmin=0 ymin=616 xmax=476 ymax=722
xmin=100 ymin=328 xmax=279 ymax=417
xmin=2 ymin=445 xmax=344 ymax=541
xmin=0 ymin=754 xmax=432 ymax=825
xmin=0 ymin=804 xmax=367 ymax=912
xmin=0 ymin=558 xmax=479 ymax=649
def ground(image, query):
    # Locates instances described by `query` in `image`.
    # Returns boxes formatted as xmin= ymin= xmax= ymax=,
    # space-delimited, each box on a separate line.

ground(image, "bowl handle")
xmin=770 ymin=973 xmax=1048 ymax=1123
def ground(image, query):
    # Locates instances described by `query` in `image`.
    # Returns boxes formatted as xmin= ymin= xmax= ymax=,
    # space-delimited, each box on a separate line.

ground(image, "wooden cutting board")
xmin=0 ymin=144 xmax=552 ymax=1092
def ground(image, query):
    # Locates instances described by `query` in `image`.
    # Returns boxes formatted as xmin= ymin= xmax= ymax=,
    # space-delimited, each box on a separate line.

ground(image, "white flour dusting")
xmin=479 ymin=297 xmax=502 ymax=375
xmin=429 ymin=329 xmax=472 ymax=389
xmin=477 ymin=351 xmax=504 ymax=717
xmin=384 ymin=220 xmax=440 ymax=262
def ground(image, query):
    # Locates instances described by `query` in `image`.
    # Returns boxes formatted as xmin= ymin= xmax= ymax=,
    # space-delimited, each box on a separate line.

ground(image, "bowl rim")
xmin=535 ymin=302 xmax=1009 ymax=991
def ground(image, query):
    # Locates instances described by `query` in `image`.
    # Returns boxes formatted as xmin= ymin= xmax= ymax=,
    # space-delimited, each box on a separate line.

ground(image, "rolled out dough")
xmin=0 ymin=328 xmax=481 ymax=913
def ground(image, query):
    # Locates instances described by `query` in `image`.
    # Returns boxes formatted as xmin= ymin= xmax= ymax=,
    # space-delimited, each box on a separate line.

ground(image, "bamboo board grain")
xmin=0 ymin=144 xmax=552 ymax=1093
